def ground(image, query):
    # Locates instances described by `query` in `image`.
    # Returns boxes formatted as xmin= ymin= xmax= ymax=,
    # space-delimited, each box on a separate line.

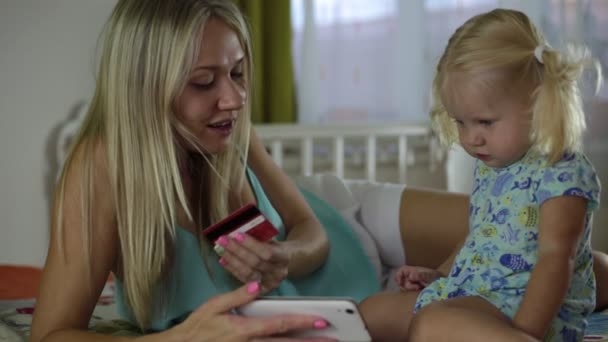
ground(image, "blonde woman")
xmin=30 ymin=0 xmax=380 ymax=340
xmin=361 ymin=8 xmax=604 ymax=342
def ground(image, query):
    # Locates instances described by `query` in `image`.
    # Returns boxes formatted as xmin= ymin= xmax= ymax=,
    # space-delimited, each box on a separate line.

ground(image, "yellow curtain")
xmin=232 ymin=0 xmax=295 ymax=123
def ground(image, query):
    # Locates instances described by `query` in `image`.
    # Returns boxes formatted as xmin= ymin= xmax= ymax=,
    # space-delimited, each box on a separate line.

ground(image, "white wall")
xmin=0 ymin=0 xmax=116 ymax=266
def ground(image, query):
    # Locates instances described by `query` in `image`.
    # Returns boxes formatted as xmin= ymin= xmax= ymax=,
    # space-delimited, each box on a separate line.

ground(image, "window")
xmin=291 ymin=0 xmax=608 ymax=124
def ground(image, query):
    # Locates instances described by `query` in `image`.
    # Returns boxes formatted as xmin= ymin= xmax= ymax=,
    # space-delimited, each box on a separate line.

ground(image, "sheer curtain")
xmin=292 ymin=0 xmax=415 ymax=124
xmin=292 ymin=0 xmax=607 ymax=125
xmin=292 ymin=2 xmax=608 ymax=248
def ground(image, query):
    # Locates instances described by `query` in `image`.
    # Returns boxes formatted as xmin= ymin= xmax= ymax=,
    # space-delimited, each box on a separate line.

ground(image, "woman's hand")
xmin=217 ymin=233 xmax=290 ymax=293
xmin=162 ymin=282 xmax=334 ymax=342
xmin=395 ymin=265 xmax=443 ymax=291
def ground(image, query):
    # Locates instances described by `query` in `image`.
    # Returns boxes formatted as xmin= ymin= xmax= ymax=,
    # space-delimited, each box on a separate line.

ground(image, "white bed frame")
xmin=255 ymin=122 xmax=438 ymax=184
xmin=54 ymin=103 xmax=441 ymax=185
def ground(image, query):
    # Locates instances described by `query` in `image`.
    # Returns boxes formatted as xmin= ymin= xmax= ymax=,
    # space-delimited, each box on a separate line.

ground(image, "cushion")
xmin=295 ymin=174 xmax=383 ymax=278
xmin=0 ymin=265 xmax=42 ymax=300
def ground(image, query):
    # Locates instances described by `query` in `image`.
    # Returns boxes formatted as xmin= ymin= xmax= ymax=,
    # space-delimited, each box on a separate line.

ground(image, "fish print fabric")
xmin=415 ymin=151 xmax=600 ymax=341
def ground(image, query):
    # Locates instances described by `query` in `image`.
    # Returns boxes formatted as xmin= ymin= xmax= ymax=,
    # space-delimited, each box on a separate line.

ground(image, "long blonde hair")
xmin=54 ymin=0 xmax=253 ymax=329
xmin=431 ymin=8 xmax=602 ymax=163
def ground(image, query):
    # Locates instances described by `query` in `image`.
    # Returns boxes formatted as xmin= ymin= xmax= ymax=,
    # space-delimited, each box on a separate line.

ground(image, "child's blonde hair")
xmin=54 ymin=0 xmax=253 ymax=329
xmin=431 ymin=8 xmax=602 ymax=163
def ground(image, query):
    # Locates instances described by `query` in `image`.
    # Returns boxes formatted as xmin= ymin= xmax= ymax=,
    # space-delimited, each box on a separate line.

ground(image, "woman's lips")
xmin=207 ymin=119 xmax=235 ymax=136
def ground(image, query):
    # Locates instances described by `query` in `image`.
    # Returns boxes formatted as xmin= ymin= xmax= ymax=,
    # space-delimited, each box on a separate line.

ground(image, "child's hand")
xmin=395 ymin=265 xmax=442 ymax=291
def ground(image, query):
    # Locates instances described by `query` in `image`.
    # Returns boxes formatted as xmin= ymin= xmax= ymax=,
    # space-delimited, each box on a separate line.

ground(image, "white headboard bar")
xmin=255 ymin=122 xmax=432 ymax=183
xmin=334 ymin=136 xmax=345 ymax=178
xmin=255 ymin=123 xmax=429 ymax=139
xmin=56 ymin=102 xmax=436 ymax=185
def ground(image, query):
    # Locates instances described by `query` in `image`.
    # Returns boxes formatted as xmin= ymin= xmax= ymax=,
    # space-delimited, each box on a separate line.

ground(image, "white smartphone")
xmin=235 ymin=296 xmax=371 ymax=342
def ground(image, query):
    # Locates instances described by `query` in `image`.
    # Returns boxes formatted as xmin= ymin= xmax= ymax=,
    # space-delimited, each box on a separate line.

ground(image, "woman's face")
xmin=174 ymin=18 xmax=247 ymax=154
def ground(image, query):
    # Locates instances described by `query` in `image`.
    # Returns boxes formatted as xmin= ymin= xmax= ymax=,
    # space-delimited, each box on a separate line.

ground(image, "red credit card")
xmin=202 ymin=204 xmax=279 ymax=244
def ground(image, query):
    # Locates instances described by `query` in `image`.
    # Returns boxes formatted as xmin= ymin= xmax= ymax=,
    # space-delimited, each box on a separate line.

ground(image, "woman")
xmin=31 ymin=0 xmax=378 ymax=340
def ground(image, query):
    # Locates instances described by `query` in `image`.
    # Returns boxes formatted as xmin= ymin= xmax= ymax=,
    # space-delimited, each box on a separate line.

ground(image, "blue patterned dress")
xmin=415 ymin=150 xmax=600 ymax=341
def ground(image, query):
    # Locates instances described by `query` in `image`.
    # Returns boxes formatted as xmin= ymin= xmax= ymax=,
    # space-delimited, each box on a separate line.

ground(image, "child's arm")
xmin=395 ymin=265 xmax=443 ymax=290
xmin=512 ymin=196 xmax=588 ymax=339
xmin=397 ymin=235 xmax=466 ymax=290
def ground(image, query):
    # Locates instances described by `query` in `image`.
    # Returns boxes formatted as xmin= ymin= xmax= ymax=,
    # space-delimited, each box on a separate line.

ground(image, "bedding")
xmin=0 ymin=280 xmax=142 ymax=341
xmin=1 ymin=264 xmax=607 ymax=341
xmin=0 ymin=260 xmax=607 ymax=341
xmin=1 ymin=298 xmax=607 ymax=341
xmin=0 ymin=265 xmax=135 ymax=340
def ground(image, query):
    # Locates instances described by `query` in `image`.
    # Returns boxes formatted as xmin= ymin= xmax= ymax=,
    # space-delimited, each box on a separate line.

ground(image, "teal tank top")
xmin=115 ymin=168 xmax=380 ymax=331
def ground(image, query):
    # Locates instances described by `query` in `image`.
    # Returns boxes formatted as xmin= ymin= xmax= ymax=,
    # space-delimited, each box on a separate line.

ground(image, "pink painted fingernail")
xmin=234 ymin=232 xmax=246 ymax=242
xmin=216 ymin=236 xmax=229 ymax=247
xmin=247 ymin=281 xmax=260 ymax=294
xmin=313 ymin=320 xmax=328 ymax=329
xmin=219 ymin=257 xmax=228 ymax=266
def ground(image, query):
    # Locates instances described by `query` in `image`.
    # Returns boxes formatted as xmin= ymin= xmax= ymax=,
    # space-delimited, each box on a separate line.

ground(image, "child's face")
xmin=443 ymin=72 xmax=533 ymax=169
xmin=174 ymin=18 xmax=247 ymax=154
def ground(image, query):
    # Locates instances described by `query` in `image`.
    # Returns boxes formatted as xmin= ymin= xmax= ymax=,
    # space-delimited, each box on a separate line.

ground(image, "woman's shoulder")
xmin=59 ymin=137 xmax=116 ymax=232
xmin=63 ymin=138 xmax=111 ymax=187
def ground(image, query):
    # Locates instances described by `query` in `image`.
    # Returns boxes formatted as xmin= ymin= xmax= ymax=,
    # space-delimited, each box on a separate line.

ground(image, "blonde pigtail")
xmin=532 ymin=46 xmax=602 ymax=163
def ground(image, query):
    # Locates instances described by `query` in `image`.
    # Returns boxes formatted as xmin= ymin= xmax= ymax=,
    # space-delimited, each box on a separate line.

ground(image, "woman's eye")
xmin=479 ymin=120 xmax=493 ymax=126
xmin=192 ymin=81 xmax=213 ymax=90
xmin=231 ymin=71 xmax=244 ymax=80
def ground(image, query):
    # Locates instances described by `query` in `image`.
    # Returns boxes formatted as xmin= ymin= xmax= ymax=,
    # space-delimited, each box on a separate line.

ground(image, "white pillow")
xmin=338 ymin=204 xmax=382 ymax=279
xmin=358 ymin=182 xmax=406 ymax=269
xmin=295 ymin=174 xmax=383 ymax=278
xmin=294 ymin=173 xmax=358 ymax=211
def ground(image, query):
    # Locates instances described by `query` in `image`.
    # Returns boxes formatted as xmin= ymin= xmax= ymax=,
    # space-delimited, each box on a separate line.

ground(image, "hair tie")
xmin=534 ymin=44 xmax=549 ymax=64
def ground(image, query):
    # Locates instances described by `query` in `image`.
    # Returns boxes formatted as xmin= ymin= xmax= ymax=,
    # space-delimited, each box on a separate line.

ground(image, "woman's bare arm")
xmin=31 ymin=143 xmax=140 ymax=342
xmin=247 ymin=128 xmax=329 ymax=278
